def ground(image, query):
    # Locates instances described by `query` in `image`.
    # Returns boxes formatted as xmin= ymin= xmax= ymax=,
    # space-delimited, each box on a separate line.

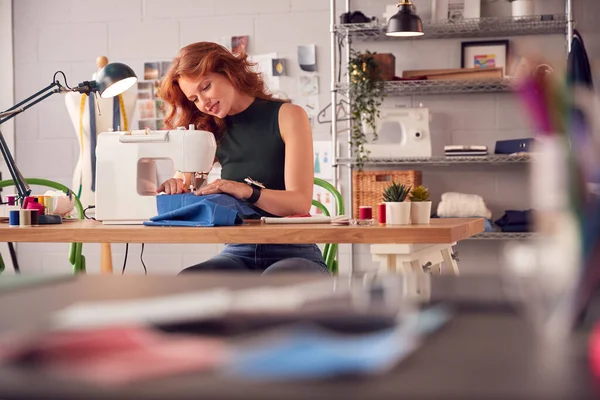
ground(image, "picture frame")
xmin=461 ymin=40 xmax=509 ymax=75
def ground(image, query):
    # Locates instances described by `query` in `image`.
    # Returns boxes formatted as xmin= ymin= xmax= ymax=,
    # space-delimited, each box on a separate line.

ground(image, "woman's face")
xmin=178 ymin=73 xmax=235 ymax=119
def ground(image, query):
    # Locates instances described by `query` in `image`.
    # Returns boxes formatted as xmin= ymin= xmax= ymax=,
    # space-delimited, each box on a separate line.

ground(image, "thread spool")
xmin=378 ymin=203 xmax=387 ymax=224
xmin=6 ymin=195 xmax=16 ymax=206
xmin=23 ymin=196 xmax=34 ymax=210
xmin=30 ymin=209 xmax=39 ymax=226
xmin=359 ymin=206 xmax=372 ymax=220
xmin=19 ymin=209 xmax=32 ymax=227
xmin=9 ymin=209 xmax=20 ymax=227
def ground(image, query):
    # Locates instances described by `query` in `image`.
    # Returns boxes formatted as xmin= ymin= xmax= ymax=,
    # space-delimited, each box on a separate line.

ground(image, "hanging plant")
xmin=347 ymin=49 xmax=386 ymax=170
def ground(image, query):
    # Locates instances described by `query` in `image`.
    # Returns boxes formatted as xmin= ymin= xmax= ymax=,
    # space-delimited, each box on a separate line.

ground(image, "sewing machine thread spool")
xmin=19 ymin=209 xmax=32 ymax=227
xmin=9 ymin=210 xmax=19 ymax=227
xmin=378 ymin=203 xmax=387 ymax=224
xmin=6 ymin=195 xmax=16 ymax=206
xmin=30 ymin=209 xmax=39 ymax=226
xmin=359 ymin=206 xmax=373 ymax=220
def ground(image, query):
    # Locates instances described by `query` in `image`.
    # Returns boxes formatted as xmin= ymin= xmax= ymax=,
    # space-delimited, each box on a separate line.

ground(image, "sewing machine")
xmin=362 ymin=107 xmax=432 ymax=158
xmin=95 ymin=125 xmax=217 ymax=225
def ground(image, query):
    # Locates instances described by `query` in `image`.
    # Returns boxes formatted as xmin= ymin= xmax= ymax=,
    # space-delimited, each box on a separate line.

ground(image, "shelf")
xmin=336 ymin=78 xmax=513 ymax=96
xmin=335 ymin=14 xmax=567 ymax=41
xmin=469 ymin=232 xmax=537 ymax=240
xmin=337 ymin=154 xmax=532 ymax=166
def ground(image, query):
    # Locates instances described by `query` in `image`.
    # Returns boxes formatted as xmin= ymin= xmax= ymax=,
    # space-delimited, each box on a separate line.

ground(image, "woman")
xmin=157 ymin=42 xmax=328 ymax=274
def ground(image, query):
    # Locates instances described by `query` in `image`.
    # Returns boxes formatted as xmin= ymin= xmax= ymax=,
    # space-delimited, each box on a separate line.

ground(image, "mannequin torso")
xmin=64 ymin=57 xmax=137 ymax=208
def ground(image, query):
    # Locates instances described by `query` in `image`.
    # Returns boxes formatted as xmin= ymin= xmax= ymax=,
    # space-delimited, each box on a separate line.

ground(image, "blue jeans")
xmin=180 ymin=244 xmax=329 ymax=274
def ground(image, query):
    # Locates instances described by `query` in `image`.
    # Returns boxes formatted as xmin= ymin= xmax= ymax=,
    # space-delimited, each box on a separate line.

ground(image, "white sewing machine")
xmin=362 ymin=107 xmax=432 ymax=158
xmin=95 ymin=125 xmax=217 ymax=225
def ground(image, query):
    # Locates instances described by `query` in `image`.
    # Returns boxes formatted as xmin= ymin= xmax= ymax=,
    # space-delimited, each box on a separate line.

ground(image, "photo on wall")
xmin=143 ymin=62 xmax=160 ymax=80
xmin=232 ymin=35 xmax=249 ymax=55
xmin=272 ymin=58 xmax=286 ymax=76
xmin=461 ymin=40 xmax=509 ymax=75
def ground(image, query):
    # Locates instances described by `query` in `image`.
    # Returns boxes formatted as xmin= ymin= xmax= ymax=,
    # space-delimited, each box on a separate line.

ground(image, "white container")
xmin=511 ymin=0 xmax=535 ymax=17
xmin=433 ymin=0 xmax=481 ymax=21
xmin=385 ymin=202 xmax=411 ymax=225
xmin=410 ymin=201 xmax=432 ymax=224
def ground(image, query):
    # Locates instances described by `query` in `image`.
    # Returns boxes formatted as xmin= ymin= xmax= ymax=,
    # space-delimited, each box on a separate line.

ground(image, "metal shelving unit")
xmin=328 ymin=1 xmax=574 ymax=268
xmin=336 ymin=154 xmax=531 ymax=166
xmin=469 ymin=232 xmax=537 ymax=240
xmin=335 ymin=14 xmax=567 ymax=41
xmin=336 ymin=78 xmax=513 ymax=96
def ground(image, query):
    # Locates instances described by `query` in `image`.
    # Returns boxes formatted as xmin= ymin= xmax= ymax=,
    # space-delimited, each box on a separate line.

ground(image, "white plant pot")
xmin=511 ymin=0 xmax=535 ymax=17
xmin=410 ymin=201 xmax=432 ymax=224
xmin=385 ymin=202 xmax=411 ymax=225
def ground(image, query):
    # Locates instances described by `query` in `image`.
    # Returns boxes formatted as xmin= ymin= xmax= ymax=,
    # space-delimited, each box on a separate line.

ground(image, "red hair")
xmin=160 ymin=42 xmax=282 ymax=139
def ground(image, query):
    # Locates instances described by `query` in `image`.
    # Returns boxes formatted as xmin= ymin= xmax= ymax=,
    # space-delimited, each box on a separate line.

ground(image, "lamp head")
xmin=95 ymin=62 xmax=138 ymax=98
xmin=386 ymin=0 xmax=424 ymax=37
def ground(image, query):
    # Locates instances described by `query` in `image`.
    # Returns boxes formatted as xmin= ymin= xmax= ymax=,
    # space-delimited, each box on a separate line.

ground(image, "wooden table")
xmin=0 ymin=274 xmax=592 ymax=400
xmin=0 ymin=218 xmax=484 ymax=274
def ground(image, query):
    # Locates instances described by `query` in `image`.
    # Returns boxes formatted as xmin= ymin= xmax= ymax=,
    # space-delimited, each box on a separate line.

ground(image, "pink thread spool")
xmin=378 ymin=203 xmax=386 ymax=224
xmin=6 ymin=195 xmax=16 ymax=206
xmin=359 ymin=206 xmax=373 ymax=220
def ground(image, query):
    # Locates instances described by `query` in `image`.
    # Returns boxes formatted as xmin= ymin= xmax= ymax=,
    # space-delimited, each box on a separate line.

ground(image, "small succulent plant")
xmin=410 ymin=185 xmax=430 ymax=202
xmin=382 ymin=181 xmax=411 ymax=202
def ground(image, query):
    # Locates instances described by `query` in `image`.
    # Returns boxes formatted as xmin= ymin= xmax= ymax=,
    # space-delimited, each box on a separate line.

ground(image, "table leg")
xmin=441 ymin=247 xmax=460 ymax=275
xmin=100 ymin=243 xmax=113 ymax=274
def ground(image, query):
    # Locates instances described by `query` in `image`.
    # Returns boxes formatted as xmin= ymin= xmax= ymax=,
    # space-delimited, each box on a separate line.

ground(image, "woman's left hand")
xmin=194 ymin=179 xmax=253 ymax=200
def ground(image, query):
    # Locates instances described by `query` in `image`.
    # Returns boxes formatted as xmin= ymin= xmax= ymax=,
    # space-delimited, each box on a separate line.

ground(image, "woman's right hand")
xmin=157 ymin=178 xmax=188 ymax=194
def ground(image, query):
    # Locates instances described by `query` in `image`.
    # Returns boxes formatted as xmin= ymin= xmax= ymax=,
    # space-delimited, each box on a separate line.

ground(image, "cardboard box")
xmin=372 ymin=53 xmax=396 ymax=81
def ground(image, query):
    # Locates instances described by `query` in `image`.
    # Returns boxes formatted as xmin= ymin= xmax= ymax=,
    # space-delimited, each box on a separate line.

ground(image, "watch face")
xmin=244 ymin=177 xmax=265 ymax=189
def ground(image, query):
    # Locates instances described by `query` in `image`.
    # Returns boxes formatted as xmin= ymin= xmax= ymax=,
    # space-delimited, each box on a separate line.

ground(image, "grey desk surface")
xmin=0 ymin=274 xmax=594 ymax=400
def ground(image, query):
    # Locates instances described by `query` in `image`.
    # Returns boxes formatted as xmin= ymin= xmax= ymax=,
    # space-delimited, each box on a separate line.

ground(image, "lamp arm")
xmin=0 ymin=81 xmax=63 ymax=125
xmin=0 ymin=80 xmax=67 ymax=201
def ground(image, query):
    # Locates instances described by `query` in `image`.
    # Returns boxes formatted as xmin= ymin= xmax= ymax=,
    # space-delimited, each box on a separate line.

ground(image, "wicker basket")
xmin=352 ymin=170 xmax=422 ymax=219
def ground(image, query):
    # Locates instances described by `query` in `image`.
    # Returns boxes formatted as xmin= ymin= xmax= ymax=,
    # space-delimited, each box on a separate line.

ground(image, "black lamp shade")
xmin=96 ymin=62 xmax=138 ymax=98
xmin=386 ymin=3 xmax=424 ymax=37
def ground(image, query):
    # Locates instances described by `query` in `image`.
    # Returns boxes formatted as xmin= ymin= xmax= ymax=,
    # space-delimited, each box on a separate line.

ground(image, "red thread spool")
xmin=378 ymin=203 xmax=386 ymax=224
xmin=359 ymin=206 xmax=372 ymax=220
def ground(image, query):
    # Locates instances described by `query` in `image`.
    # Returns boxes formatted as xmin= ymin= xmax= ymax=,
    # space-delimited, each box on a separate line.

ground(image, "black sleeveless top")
xmin=217 ymin=98 xmax=285 ymax=215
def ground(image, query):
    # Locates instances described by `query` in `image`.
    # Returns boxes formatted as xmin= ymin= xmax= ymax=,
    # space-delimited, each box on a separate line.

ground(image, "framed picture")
xmin=461 ymin=40 xmax=509 ymax=75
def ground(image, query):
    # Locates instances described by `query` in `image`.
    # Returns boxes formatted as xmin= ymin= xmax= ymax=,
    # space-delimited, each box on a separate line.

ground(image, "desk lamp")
xmin=0 ymin=63 xmax=138 ymax=203
xmin=386 ymin=0 xmax=424 ymax=37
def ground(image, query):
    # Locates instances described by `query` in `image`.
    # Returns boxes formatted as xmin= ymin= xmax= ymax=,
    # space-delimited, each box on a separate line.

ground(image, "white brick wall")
xmin=8 ymin=0 xmax=594 ymax=276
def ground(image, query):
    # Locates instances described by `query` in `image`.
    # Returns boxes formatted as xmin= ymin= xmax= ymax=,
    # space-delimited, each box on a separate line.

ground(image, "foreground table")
xmin=0 ymin=218 xmax=484 ymax=274
xmin=0 ymin=274 xmax=592 ymax=400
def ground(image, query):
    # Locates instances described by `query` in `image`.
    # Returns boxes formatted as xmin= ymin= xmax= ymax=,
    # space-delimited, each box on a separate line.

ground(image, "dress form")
xmin=64 ymin=56 xmax=137 ymax=209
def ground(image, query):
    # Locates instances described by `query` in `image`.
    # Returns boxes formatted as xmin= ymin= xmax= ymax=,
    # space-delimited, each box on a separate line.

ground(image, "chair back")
xmin=0 ymin=178 xmax=85 ymax=273
xmin=312 ymin=177 xmax=344 ymax=273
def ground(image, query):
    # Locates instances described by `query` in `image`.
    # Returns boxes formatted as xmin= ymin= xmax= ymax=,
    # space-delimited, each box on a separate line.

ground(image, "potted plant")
xmin=347 ymin=50 xmax=386 ymax=170
xmin=409 ymin=185 xmax=432 ymax=224
xmin=382 ymin=181 xmax=412 ymax=225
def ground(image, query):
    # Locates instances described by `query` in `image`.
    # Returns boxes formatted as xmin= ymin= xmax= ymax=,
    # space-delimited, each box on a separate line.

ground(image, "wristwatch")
xmin=244 ymin=177 xmax=264 ymax=204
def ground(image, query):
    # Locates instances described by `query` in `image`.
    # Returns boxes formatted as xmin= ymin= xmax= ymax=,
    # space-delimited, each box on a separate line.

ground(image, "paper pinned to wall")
xmin=249 ymin=53 xmax=280 ymax=92
xmin=313 ymin=140 xmax=333 ymax=180
xmin=294 ymin=95 xmax=319 ymax=117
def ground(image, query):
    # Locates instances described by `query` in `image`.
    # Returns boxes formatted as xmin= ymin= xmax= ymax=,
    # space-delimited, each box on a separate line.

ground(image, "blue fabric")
xmin=484 ymin=218 xmax=495 ymax=232
xmin=227 ymin=306 xmax=451 ymax=380
xmin=143 ymin=193 xmax=259 ymax=227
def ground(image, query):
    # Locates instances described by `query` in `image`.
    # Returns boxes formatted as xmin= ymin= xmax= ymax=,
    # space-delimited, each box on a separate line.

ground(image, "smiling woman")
xmin=157 ymin=42 xmax=328 ymax=275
